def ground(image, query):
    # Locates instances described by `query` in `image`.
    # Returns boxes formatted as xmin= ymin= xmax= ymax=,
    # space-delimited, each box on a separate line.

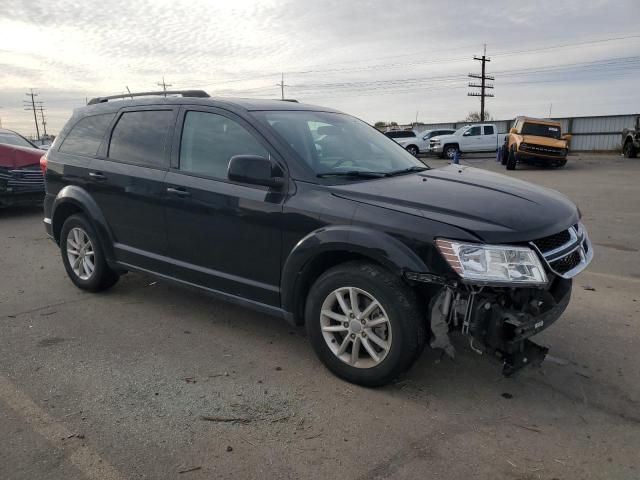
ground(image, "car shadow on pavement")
xmin=0 ymin=205 xmax=43 ymax=219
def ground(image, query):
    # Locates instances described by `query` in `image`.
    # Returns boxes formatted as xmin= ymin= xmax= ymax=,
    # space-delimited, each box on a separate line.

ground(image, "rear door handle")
xmin=89 ymin=171 xmax=106 ymax=181
xmin=166 ymin=187 xmax=191 ymax=198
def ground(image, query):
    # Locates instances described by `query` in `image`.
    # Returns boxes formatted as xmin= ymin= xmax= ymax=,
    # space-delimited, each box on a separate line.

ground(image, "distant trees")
xmin=464 ymin=111 xmax=494 ymax=122
xmin=374 ymin=121 xmax=399 ymax=128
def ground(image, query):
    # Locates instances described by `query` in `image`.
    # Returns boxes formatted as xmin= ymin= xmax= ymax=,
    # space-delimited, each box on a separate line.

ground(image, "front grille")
xmin=519 ymin=144 xmax=566 ymax=157
xmin=530 ymin=223 xmax=593 ymax=279
xmin=532 ymin=230 xmax=571 ymax=253
xmin=0 ymin=167 xmax=44 ymax=192
xmin=550 ymin=250 xmax=581 ymax=274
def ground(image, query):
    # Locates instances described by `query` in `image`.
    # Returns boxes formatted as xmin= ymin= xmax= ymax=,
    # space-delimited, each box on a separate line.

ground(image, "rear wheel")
xmin=623 ymin=140 xmax=638 ymax=158
xmin=305 ymin=261 xmax=426 ymax=387
xmin=60 ymin=214 xmax=119 ymax=292
xmin=506 ymin=148 xmax=517 ymax=170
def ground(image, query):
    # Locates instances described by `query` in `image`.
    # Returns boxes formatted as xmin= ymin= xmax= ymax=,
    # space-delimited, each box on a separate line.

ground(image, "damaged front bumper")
xmin=427 ymin=276 xmax=572 ymax=376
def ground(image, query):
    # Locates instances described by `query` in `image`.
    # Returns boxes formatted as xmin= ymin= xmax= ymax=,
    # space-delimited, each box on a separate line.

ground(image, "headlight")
xmin=436 ymin=239 xmax=548 ymax=285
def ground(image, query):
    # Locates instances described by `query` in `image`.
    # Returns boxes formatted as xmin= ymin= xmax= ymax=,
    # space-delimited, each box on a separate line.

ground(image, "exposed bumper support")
xmin=427 ymin=277 xmax=572 ymax=376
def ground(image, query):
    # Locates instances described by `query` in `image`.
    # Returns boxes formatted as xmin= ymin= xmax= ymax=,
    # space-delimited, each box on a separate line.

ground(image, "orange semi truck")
xmin=502 ymin=117 xmax=571 ymax=170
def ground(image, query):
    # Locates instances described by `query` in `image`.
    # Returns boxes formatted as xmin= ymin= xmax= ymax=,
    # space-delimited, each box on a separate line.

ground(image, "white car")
xmin=429 ymin=124 xmax=507 ymax=159
xmin=385 ymin=129 xmax=456 ymax=156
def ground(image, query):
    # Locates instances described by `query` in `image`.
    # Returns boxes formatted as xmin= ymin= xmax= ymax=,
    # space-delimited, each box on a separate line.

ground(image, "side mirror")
xmin=509 ymin=127 xmax=518 ymax=134
xmin=228 ymin=155 xmax=285 ymax=188
xmin=463 ymin=131 xmax=471 ymax=137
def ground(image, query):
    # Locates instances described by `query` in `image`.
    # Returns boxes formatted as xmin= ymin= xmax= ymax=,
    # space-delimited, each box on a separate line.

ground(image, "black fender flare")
xmin=280 ymin=225 xmax=429 ymax=324
xmin=51 ymin=185 xmax=117 ymax=264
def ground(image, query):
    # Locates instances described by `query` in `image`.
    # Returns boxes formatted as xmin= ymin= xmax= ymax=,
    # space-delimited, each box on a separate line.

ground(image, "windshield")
xmin=521 ymin=122 xmax=561 ymax=139
xmin=255 ymin=111 xmax=425 ymax=179
xmin=0 ymin=132 xmax=35 ymax=148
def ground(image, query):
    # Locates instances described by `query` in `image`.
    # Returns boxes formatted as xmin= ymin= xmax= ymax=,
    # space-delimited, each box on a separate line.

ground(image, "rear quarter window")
xmin=108 ymin=110 xmax=174 ymax=169
xmin=58 ymin=113 xmax=115 ymax=156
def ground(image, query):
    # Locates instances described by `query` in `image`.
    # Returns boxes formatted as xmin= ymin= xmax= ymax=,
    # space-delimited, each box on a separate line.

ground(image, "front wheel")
xmin=443 ymin=145 xmax=458 ymax=160
xmin=305 ymin=261 xmax=426 ymax=387
xmin=406 ymin=145 xmax=419 ymax=156
xmin=500 ymin=145 xmax=509 ymax=165
xmin=60 ymin=214 xmax=119 ymax=292
xmin=506 ymin=148 xmax=517 ymax=170
xmin=623 ymin=140 xmax=638 ymax=158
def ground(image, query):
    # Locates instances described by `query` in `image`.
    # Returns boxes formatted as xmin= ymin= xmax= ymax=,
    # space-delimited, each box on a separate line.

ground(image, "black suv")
xmin=43 ymin=91 xmax=593 ymax=386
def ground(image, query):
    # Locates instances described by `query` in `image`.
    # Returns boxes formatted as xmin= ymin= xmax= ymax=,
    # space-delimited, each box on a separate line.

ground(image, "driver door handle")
xmin=166 ymin=187 xmax=191 ymax=198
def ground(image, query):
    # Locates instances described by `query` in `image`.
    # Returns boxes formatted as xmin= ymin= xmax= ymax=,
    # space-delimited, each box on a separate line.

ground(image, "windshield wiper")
xmin=385 ymin=166 xmax=430 ymax=176
xmin=316 ymin=170 xmax=389 ymax=179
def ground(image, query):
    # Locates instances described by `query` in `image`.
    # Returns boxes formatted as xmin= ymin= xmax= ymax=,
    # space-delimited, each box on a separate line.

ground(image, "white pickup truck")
xmin=428 ymin=124 xmax=507 ymax=159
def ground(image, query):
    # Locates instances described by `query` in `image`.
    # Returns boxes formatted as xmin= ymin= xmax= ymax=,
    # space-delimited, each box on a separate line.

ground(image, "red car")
xmin=0 ymin=128 xmax=45 ymax=207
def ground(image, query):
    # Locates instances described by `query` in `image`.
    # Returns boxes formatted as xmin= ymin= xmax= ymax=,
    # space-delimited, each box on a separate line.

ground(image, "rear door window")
xmin=108 ymin=110 xmax=174 ymax=169
xmin=59 ymin=113 xmax=115 ymax=156
xmin=484 ymin=125 xmax=495 ymax=135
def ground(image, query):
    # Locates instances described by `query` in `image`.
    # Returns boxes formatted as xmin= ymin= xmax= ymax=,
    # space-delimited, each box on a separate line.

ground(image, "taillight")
xmin=39 ymin=155 xmax=47 ymax=176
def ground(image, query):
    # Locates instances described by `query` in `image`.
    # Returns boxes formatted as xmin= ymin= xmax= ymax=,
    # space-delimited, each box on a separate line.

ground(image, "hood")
xmin=330 ymin=164 xmax=579 ymax=243
xmin=0 ymin=143 xmax=43 ymax=169
xmin=430 ymin=133 xmax=458 ymax=143
xmin=521 ymin=135 xmax=567 ymax=148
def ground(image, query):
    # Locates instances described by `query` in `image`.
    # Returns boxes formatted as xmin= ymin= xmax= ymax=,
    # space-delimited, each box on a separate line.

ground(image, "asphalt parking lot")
xmin=1 ymin=153 xmax=639 ymax=480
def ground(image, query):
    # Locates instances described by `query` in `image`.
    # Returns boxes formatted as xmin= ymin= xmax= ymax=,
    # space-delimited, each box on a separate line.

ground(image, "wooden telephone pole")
xmin=468 ymin=45 xmax=494 ymax=122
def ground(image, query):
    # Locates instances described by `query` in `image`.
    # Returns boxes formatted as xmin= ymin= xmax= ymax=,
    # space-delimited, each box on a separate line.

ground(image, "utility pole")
xmin=276 ymin=72 xmax=290 ymax=100
xmin=156 ymin=76 xmax=172 ymax=97
xmin=37 ymin=104 xmax=48 ymax=137
xmin=468 ymin=45 xmax=494 ymax=122
xmin=24 ymin=89 xmax=41 ymax=141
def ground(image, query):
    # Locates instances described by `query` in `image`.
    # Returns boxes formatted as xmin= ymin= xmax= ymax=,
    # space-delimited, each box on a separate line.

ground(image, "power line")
xmin=180 ymin=33 xmax=640 ymax=89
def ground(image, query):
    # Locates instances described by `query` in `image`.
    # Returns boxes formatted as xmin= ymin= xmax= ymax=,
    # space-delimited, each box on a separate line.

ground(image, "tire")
xmin=406 ymin=145 xmax=419 ymax=156
xmin=443 ymin=145 xmax=458 ymax=160
xmin=500 ymin=145 xmax=508 ymax=165
xmin=623 ymin=140 xmax=638 ymax=158
xmin=305 ymin=261 xmax=426 ymax=387
xmin=506 ymin=148 xmax=517 ymax=170
xmin=60 ymin=214 xmax=119 ymax=292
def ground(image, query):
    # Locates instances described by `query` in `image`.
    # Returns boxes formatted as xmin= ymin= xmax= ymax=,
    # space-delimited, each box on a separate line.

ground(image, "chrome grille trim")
xmin=530 ymin=223 xmax=593 ymax=279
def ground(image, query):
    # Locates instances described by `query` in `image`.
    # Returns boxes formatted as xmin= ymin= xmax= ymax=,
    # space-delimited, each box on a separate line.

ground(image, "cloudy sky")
xmin=1 ymin=0 xmax=639 ymax=136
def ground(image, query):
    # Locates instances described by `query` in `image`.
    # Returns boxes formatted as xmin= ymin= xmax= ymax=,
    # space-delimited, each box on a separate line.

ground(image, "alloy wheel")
xmin=66 ymin=227 xmax=96 ymax=280
xmin=320 ymin=287 xmax=392 ymax=368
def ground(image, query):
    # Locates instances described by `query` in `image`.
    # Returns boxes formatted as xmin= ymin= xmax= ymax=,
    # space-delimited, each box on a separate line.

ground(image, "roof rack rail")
xmin=87 ymin=90 xmax=210 ymax=105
